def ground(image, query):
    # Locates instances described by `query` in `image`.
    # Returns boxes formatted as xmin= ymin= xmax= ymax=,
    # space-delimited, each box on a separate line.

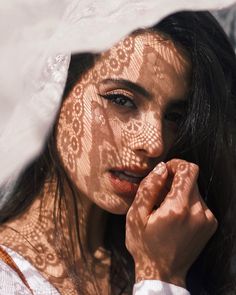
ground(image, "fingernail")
xmin=153 ymin=162 xmax=166 ymax=175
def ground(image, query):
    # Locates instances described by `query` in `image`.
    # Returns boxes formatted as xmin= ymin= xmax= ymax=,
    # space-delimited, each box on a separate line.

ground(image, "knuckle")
xmin=207 ymin=212 xmax=218 ymax=230
xmin=178 ymin=160 xmax=198 ymax=171
xmin=175 ymin=160 xmax=199 ymax=178
xmin=126 ymin=209 xmax=134 ymax=224
xmin=138 ymin=177 xmax=150 ymax=192
xmin=139 ymin=171 xmax=165 ymax=189
xmin=187 ymin=162 xmax=199 ymax=178
xmin=194 ymin=211 xmax=208 ymax=227
xmin=174 ymin=205 xmax=190 ymax=222
xmin=189 ymin=162 xmax=199 ymax=173
xmin=194 ymin=209 xmax=218 ymax=233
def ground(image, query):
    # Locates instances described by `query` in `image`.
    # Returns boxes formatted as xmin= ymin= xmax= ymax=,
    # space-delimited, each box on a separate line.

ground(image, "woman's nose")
xmin=125 ymin=119 xmax=164 ymax=159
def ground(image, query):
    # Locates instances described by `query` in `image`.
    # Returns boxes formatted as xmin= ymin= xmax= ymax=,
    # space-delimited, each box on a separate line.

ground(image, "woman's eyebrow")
xmin=101 ymin=78 xmax=152 ymax=99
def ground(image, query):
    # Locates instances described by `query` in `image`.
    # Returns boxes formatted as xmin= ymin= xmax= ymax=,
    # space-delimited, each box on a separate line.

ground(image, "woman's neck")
xmin=0 ymin=175 xmax=111 ymax=294
xmin=81 ymin=198 xmax=109 ymax=255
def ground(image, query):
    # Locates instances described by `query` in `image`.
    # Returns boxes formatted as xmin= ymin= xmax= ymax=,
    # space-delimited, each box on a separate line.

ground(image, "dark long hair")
xmin=0 ymin=11 xmax=236 ymax=295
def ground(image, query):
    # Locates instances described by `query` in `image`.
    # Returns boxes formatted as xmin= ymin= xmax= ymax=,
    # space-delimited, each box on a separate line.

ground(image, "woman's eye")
xmin=99 ymin=93 xmax=136 ymax=109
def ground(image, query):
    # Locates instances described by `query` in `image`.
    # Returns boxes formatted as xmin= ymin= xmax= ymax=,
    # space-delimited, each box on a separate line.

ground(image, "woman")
xmin=0 ymin=10 xmax=235 ymax=295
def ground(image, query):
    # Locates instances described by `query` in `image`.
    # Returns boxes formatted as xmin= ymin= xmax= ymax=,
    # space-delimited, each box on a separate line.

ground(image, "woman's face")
xmin=56 ymin=31 xmax=191 ymax=214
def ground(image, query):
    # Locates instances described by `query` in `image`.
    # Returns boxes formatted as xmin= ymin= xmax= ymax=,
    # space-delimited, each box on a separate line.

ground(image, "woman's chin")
xmin=92 ymin=192 xmax=134 ymax=215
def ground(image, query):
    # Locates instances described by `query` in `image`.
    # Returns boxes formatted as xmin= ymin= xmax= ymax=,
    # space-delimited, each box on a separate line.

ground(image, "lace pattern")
xmin=0 ymin=0 xmax=236 ymax=206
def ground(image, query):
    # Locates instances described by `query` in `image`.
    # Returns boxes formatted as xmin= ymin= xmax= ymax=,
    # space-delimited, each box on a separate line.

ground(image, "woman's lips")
xmin=107 ymin=170 xmax=143 ymax=197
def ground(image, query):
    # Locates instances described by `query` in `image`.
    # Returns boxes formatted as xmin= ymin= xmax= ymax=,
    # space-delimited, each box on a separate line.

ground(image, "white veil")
xmin=0 ymin=0 xmax=236 ymax=208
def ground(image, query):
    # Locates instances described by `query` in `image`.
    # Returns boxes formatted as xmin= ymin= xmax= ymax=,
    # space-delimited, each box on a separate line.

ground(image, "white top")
xmin=0 ymin=246 xmax=59 ymax=295
xmin=0 ymin=245 xmax=190 ymax=295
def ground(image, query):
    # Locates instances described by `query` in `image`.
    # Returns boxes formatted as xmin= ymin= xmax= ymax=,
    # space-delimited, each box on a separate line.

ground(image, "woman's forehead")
xmin=96 ymin=31 xmax=191 ymax=77
xmin=75 ymin=30 xmax=191 ymax=103
xmin=73 ymin=31 xmax=191 ymax=107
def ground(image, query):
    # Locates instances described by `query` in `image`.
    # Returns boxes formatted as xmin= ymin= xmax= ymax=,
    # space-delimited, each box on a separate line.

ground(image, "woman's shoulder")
xmin=0 ymin=245 xmax=59 ymax=295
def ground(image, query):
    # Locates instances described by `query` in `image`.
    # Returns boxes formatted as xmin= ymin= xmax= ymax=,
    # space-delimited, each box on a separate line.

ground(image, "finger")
xmin=165 ymin=159 xmax=199 ymax=207
xmin=128 ymin=162 xmax=168 ymax=225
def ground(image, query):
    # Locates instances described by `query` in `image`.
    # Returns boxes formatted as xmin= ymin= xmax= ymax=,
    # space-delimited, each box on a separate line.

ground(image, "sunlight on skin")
xmin=56 ymin=31 xmax=191 ymax=214
xmin=126 ymin=160 xmax=218 ymax=287
xmin=0 ymin=31 xmax=217 ymax=294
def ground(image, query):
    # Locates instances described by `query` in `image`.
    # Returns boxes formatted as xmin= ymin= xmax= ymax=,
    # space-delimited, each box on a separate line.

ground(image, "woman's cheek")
xmin=56 ymin=97 xmax=84 ymax=178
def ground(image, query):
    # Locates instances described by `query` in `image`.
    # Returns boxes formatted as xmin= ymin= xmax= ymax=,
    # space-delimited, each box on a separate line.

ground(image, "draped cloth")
xmin=0 ymin=0 xmax=236 ymax=208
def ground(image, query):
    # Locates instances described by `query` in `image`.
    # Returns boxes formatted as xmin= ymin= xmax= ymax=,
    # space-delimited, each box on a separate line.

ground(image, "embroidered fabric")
xmin=0 ymin=0 xmax=236 ymax=208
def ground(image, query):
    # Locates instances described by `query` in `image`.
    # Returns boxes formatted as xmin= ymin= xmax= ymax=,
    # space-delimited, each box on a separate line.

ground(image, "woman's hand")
xmin=125 ymin=159 xmax=218 ymax=288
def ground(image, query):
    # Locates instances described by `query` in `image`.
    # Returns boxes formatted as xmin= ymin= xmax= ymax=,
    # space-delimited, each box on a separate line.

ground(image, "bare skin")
xmin=126 ymin=160 xmax=218 ymax=287
xmin=0 ymin=31 xmax=217 ymax=294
